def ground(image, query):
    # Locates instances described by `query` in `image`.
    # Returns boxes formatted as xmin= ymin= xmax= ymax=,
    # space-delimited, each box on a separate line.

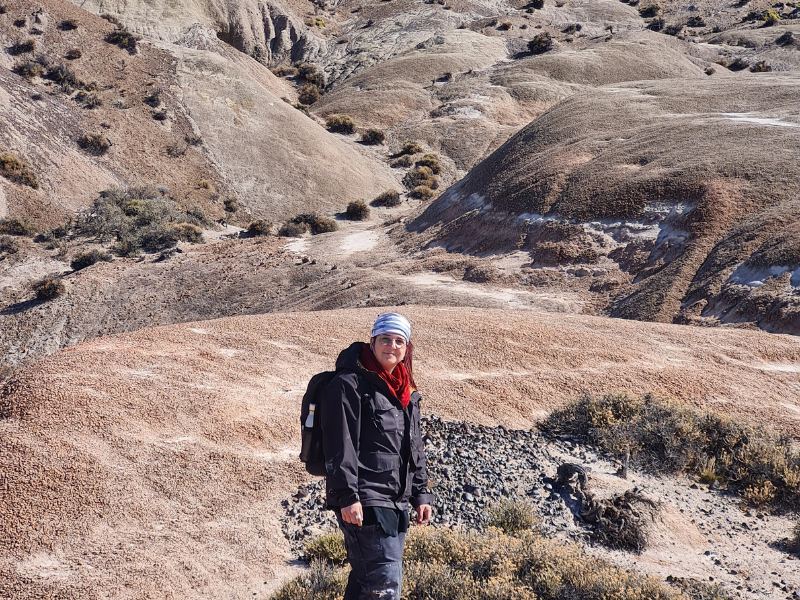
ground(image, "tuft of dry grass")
xmin=298 ymin=83 xmax=320 ymax=105
xmin=398 ymin=141 xmax=423 ymax=156
xmin=541 ymin=393 xmax=800 ymax=510
xmin=32 ymin=275 xmax=65 ymax=300
xmin=528 ymin=32 xmax=552 ymax=54
xmin=0 ymin=153 xmax=39 ymax=189
xmin=278 ymin=221 xmax=310 ymax=237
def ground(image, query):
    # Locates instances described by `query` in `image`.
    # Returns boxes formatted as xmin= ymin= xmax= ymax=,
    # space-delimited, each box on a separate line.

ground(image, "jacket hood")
xmin=334 ymin=341 xmax=367 ymax=372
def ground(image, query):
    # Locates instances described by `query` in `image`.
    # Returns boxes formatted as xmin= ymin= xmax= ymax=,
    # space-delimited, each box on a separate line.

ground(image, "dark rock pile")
xmin=281 ymin=415 xmax=595 ymax=555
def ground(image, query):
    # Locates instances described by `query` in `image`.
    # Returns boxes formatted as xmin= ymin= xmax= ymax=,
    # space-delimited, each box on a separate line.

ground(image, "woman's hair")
xmin=404 ymin=341 xmax=418 ymax=390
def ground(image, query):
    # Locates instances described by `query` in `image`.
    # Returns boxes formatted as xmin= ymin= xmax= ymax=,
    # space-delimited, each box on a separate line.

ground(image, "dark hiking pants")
xmin=337 ymin=515 xmax=405 ymax=600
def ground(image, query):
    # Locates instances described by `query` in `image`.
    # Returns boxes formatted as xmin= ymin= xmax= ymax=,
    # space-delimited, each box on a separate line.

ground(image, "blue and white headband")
xmin=371 ymin=313 xmax=411 ymax=343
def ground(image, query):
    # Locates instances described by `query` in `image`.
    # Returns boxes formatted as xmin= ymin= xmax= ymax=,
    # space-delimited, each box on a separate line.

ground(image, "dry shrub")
xmin=0 ymin=235 xmax=19 ymax=254
xmin=485 ymin=499 xmax=540 ymax=534
xmin=391 ymin=154 xmax=414 ymax=168
xmin=278 ymin=221 xmax=309 ymax=237
xmin=78 ymin=134 xmax=110 ymax=156
xmin=528 ymin=32 xmax=552 ymax=54
xmin=247 ymin=220 xmax=272 ymax=236
xmin=360 ymin=128 xmax=385 ymax=145
xmin=727 ymin=57 xmax=749 ymax=71
xmin=58 ymin=19 xmax=79 ymax=30
xmin=12 ymin=57 xmax=47 ymax=80
xmin=750 ymin=61 xmax=772 ymax=72
xmin=416 ymin=153 xmax=442 ymax=174
xmin=294 ymin=62 xmax=324 ymax=86
xmin=105 ymin=27 xmax=140 ymax=54
xmin=304 ymin=530 xmax=347 ymax=565
xmin=271 ymin=65 xmax=298 ymax=77
xmin=372 ymin=190 xmax=402 ymax=207
xmin=45 ymin=63 xmax=83 ymax=91
xmin=326 ymin=114 xmax=356 ymax=134
xmin=411 ymin=185 xmax=435 ymax=199
xmin=0 ymin=217 xmax=36 ymax=236
xmin=791 ymin=522 xmax=800 ymax=554
xmin=298 ymin=83 xmax=320 ymax=105
xmin=463 ymin=263 xmax=499 ymax=283
xmin=170 ymin=222 xmax=203 ymax=243
xmin=65 ymin=48 xmax=82 ymax=60
xmin=399 ymin=141 xmax=423 ymax=156
xmin=32 ymin=275 xmax=65 ymax=300
xmin=345 ymin=200 xmax=370 ymax=220
xmin=70 ymin=249 xmax=112 ymax=271
xmin=144 ymin=89 xmax=162 ymax=107
xmin=8 ymin=39 xmax=35 ymax=55
xmin=223 ymin=197 xmax=238 ymax=213
xmin=404 ymin=166 xmax=439 ymax=191
xmin=0 ymin=153 xmax=39 ymax=189
xmin=270 ymin=560 xmax=347 ymax=600
xmin=579 ymin=489 xmax=659 ymax=553
xmin=75 ymin=90 xmax=102 ymax=109
xmin=289 ymin=214 xmax=339 ymax=234
xmin=639 ymin=3 xmax=661 ymax=17
xmin=541 ymin=393 xmax=800 ymax=509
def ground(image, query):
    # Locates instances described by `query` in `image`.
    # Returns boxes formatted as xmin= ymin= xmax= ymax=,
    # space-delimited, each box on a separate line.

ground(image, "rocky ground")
xmin=282 ymin=415 xmax=800 ymax=600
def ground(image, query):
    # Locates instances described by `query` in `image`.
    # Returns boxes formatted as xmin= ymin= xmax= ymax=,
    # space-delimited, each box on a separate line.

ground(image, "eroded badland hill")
xmin=1 ymin=0 xmax=800 ymax=597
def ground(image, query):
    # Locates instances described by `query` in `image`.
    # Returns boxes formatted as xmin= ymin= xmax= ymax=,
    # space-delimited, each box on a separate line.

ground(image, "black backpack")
xmin=299 ymin=370 xmax=338 ymax=476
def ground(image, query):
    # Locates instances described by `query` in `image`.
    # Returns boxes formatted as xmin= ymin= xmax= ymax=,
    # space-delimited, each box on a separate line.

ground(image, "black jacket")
xmin=321 ymin=342 xmax=433 ymax=511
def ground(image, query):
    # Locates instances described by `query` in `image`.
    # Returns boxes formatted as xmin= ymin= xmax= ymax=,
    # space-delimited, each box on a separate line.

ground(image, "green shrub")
xmin=326 ymin=114 xmax=356 ymax=134
xmin=304 ymin=530 xmax=347 ymax=564
xmin=8 ymin=39 xmax=35 ymax=56
xmin=528 ymin=32 xmax=552 ymax=54
xmin=65 ymin=48 xmax=82 ymax=60
xmin=763 ymin=9 xmax=780 ymax=25
xmin=0 ymin=235 xmax=19 ymax=254
xmin=372 ymin=190 xmax=402 ymax=207
xmin=345 ymin=200 xmax=370 ymax=220
xmin=298 ymin=83 xmax=320 ymax=105
xmin=360 ymin=128 xmax=385 ymax=145
xmin=0 ymin=217 xmax=36 ymax=236
xmin=638 ymin=3 xmax=661 ymax=17
xmin=0 ymin=153 xmax=39 ymax=189
xmin=416 ymin=153 xmax=442 ymax=174
xmin=105 ymin=27 xmax=140 ymax=53
xmin=399 ymin=141 xmax=423 ymax=156
xmin=139 ymin=224 xmax=180 ymax=251
xmin=485 ymin=499 xmax=540 ymax=534
xmin=541 ymin=393 xmax=800 ymax=509
xmin=278 ymin=221 xmax=309 ymax=237
xmin=32 ymin=275 xmax=65 ymax=300
xmin=247 ymin=220 xmax=272 ymax=236
xmin=78 ymin=134 xmax=110 ymax=155
xmin=70 ymin=249 xmax=112 ymax=270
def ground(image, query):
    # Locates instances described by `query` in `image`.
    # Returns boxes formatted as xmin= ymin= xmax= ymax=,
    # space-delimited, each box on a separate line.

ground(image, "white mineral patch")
xmin=718 ymin=113 xmax=800 ymax=128
xmin=340 ymin=231 xmax=379 ymax=253
xmin=282 ymin=238 xmax=309 ymax=252
xmin=728 ymin=264 xmax=790 ymax=287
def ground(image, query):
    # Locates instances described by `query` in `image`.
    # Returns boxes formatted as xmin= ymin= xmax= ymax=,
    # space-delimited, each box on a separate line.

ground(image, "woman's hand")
xmin=415 ymin=504 xmax=432 ymax=525
xmin=341 ymin=501 xmax=364 ymax=526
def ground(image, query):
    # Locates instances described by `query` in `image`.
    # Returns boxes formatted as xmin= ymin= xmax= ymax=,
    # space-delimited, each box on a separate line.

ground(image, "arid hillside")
xmin=2 ymin=307 xmax=800 ymax=598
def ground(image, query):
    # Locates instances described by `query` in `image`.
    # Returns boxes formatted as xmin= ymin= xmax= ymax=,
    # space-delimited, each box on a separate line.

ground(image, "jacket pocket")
xmin=359 ymin=451 xmax=400 ymax=473
xmin=370 ymin=396 xmax=402 ymax=433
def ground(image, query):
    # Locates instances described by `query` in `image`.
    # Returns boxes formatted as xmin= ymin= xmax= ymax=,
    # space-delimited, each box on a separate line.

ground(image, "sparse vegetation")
xmin=12 ymin=58 xmax=45 ymax=80
xmin=390 ymin=154 xmax=414 ymax=168
xmin=272 ymin=65 xmax=298 ymax=77
xmin=278 ymin=221 xmax=310 ymax=237
xmin=166 ymin=141 xmax=187 ymax=157
xmin=750 ymin=60 xmax=772 ymax=72
xmin=78 ymin=134 xmax=111 ymax=156
xmin=105 ymin=27 xmax=140 ymax=54
xmin=0 ymin=152 xmax=39 ymax=189
xmin=287 ymin=214 xmax=339 ymax=234
xmin=44 ymin=63 xmax=84 ymax=92
xmin=648 ymin=17 xmax=665 ymax=30
xmin=704 ymin=66 xmax=715 ymax=75
xmin=411 ymin=185 xmax=435 ymax=199
xmin=639 ymin=3 xmax=661 ymax=17
xmin=70 ymin=249 xmax=112 ymax=271
xmin=359 ymin=128 xmax=385 ymax=145
xmin=144 ymin=89 xmax=162 ymax=107
xmin=0 ymin=217 xmax=36 ymax=236
xmin=223 ymin=198 xmax=238 ymax=213
xmin=298 ymin=83 xmax=320 ymax=105
xmin=541 ymin=392 xmax=800 ymax=509
xmin=75 ymin=90 xmax=102 ymax=109
xmin=0 ymin=235 xmax=19 ymax=255
xmin=13 ymin=17 xmax=25 ymax=27
xmin=303 ymin=531 xmax=347 ymax=565
xmin=8 ymin=39 xmax=35 ymax=56
xmin=416 ymin=153 xmax=442 ymax=174
xmin=65 ymin=48 xmax=82 ymax=60
xmin=485 ymin=499 xmax=540 ymax=534
xmin=762 ymin=9 xmax=780 ymax=24
xmin=79 ymin=187 xmax=206 ymax=253
xmin=32 ymin=275 xmax=65 ymax=300
xmin=294 ymin=62 xmax=324 ymax=87
xmin=686 ymin=15 xmax=705 ymax=27
xmin=185 ymin=133 xmax=202 ymax=146
xmin=58 ymin=19 xmax=79 ymax=31
xmin=153 ymin=109 xmax=168 ymax=121
xmin=326 ymin=114 xmax=356 ymax=134
xmin=247 ymin=220 xmax=272 ymax=236
xmin=528 ymin=32 xmax=553 ymax=54
xmin=398 ymin=141 xmax=423 ymax=156
xmin=404 ymin=165 xmax=439 ymax=191
xmin=372 ymin=190 xmax=402 ymax=207
xmin=345 ymin=200 xmax=370 ymax=220
xmin=276 ymin=526 xmax=690 ymax=600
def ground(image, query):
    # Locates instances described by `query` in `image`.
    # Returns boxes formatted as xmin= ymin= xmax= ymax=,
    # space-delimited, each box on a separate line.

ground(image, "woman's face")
xmin=370 ymin=334 xmax=407 ymax=373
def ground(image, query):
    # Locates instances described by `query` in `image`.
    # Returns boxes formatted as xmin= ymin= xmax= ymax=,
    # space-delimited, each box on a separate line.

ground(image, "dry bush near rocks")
xmin=416 ymin=153 xmax=442 ymax=174
xmin=31 ymin=275 xmax=65 ymax=300
xmin=411 ymin=185 xmax=435 ymax=199
xmin=390 ymin=154 xmax=414 ymax=168
xmin=270 ymin=561 xmax=347 ymax=600
xmin=0 ymin=235 xmax=19 ymax=254
xmin=78 ymin=133 xmax=110 ymax=155
xmin=345 ymin=200 xmax=370 ymax=220
xmin=247 ymin=220 xmax=272 ymax=236
xmin=0 ymin=217 xmax=36 ymax=236
xmin=278 ymin=221 xmax=310 ymax=237
xmin=303 ymin=531 xmax=347 ymax=565
xmin=485 ymin=499 xmax=540 ymax=534
xmin=528 ymin=32 xmax=553 ymax=54
xmin=8 ymin=39 xmax=35 ymax=56
xmin=372 ymin=190 xmax=401 ymax=207
xmin=359 ymin=128 xmax=385 ymax=145
xmin=12 ymin=58 xmax=45 ymax=80
xmin=65 ymin=48 xmax=82 ymax=60
xmin=289 ymin=214 xmax=339 ymax=234
xmin=105 ymin=27 xmax=140 ymax=54
xmin=295 ymin=62 xmax=324 ymax=87
xmin=277 ymin=527 xmax=689 ymax=600
xmin=399 ymin=141 xmax=423 ymax=156
xmin=326 ymin=114 xmax=356 ymax=134
xmin=0 ymin=153 xmax=39 ymax=189
xmin=542 ymin=393 xmax=800 ymax=509
xmin=298 ymin=83 xmax=320 ymax=105
xmin=70 ymin=249 xmax=112 ymax=271
xmin=579 ymin=489 xmax=659 ymax=553
xmin=404 ymin=165 xmax=439 ymax=191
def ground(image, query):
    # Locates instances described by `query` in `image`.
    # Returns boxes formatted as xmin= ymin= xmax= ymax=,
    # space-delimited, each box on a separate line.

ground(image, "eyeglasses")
xmin=376 ymin=335 xmax=407 ymax=349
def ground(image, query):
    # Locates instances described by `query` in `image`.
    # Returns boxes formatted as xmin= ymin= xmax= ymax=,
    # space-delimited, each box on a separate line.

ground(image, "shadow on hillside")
xmin=0 ymin=298 xmax=46 ymax=316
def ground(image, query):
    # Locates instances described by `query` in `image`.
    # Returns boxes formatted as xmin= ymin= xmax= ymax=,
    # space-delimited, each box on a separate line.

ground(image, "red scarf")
xmin=359 ymin=344 xmax=411 ymax=409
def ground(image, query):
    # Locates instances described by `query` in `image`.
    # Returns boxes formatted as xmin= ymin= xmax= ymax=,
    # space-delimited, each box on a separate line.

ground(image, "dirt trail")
xmin=1 ymin=307 xmax=799 ymax=598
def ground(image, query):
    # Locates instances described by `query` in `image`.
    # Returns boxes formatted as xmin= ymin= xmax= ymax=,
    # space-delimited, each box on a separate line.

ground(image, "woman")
xmin=321 ymin=312 xmax=432 ymax=600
